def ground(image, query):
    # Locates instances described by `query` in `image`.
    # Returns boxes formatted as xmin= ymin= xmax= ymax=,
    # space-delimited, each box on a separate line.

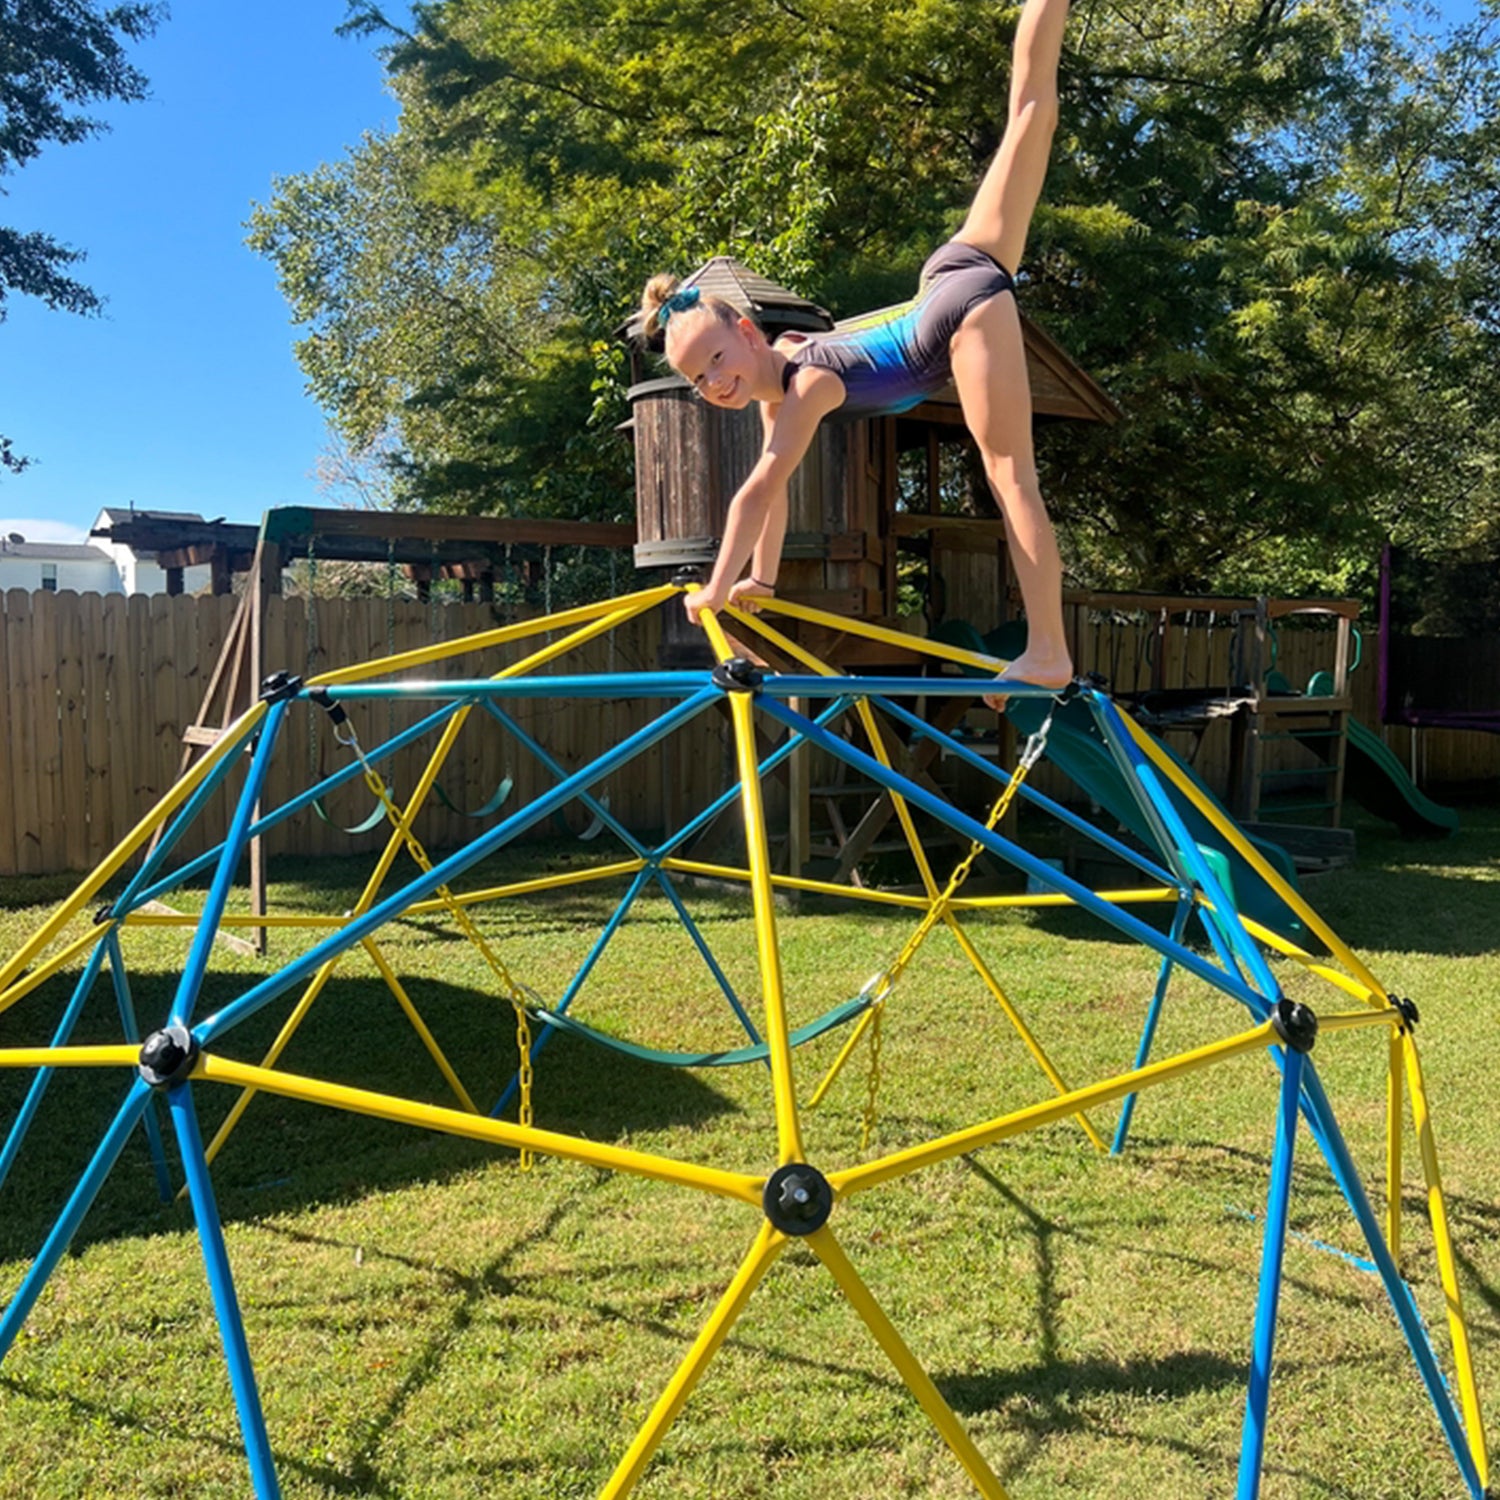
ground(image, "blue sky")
xmin=0 ymin=4 xmax=407 ymax=545
xmin=0 ymin=0 xmax=1489 ymax=547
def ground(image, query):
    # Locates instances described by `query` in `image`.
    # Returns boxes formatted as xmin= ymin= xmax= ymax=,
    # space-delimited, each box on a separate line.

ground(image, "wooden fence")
xmin=0 ymin=588 xmax=1496 ymax=877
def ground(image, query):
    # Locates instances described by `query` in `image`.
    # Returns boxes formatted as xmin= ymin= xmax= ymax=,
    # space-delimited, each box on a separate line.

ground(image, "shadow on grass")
xmin=0 ymin=968 xmax=743 ymax=1266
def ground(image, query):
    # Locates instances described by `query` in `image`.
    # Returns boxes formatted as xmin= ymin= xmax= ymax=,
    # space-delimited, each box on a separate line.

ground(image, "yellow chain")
xmin=344 ymin=733 xmax=536 ymax=1169
xmin=857 ymin=705 xmax=1058 ymax=1144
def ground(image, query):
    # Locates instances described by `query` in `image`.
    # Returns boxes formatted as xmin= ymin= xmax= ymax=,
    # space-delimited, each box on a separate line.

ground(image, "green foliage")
xmin=255 ymin=0 xmax=1500 ymax=597
xmin=0 ymin=0 xmax=162 ymax=471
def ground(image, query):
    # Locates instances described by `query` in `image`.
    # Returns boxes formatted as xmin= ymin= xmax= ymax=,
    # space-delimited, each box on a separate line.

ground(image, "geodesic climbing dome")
xmin=0 ymin=585 xmax=1490 ymax=1499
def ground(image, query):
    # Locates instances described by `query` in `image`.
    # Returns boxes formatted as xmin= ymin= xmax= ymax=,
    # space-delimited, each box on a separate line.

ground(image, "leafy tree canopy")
xmin=0 ymin=0 xmax=162 ymax=471
xmin=253 ymin=0 xmax=1500 ymax=597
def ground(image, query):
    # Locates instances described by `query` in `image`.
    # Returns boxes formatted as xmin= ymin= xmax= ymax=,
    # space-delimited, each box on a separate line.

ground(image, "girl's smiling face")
xmin=667 ymin=313 xmax=761 ymax=408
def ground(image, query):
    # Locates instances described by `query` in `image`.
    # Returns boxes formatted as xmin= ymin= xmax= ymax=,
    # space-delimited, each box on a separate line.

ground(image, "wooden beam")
xmin=261 ymin=507 xmax=636 ymax=553
xmin=889 ymin=514 xmax=1011 ymax=540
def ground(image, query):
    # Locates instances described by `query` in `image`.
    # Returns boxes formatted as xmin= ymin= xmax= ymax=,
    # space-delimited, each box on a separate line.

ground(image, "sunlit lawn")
xmin=0 ymin=804 xmax=1496 ymax=1499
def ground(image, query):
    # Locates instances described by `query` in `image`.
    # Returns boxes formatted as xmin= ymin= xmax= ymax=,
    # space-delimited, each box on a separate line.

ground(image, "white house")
xmin=0 ymin=510 xmax=214 ymax=596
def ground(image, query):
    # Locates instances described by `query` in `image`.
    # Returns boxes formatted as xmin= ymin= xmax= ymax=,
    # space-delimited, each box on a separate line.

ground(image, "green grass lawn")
xmin=0 ymin=805 xmax=1496 ymax=1499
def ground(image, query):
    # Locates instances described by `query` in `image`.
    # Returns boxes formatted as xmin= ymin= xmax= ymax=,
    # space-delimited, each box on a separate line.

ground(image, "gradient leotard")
xmin=779 ymin=241 xmax=1016 ymax=420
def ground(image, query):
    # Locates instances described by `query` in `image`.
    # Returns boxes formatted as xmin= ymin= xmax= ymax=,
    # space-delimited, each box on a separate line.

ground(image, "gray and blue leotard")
xmin=779 ymin=241 xmax=1016 ymax=420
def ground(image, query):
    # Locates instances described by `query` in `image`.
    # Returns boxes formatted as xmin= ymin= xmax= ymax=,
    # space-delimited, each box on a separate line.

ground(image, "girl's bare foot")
xmin=982 ymin=649 xmax=1073 ymax=711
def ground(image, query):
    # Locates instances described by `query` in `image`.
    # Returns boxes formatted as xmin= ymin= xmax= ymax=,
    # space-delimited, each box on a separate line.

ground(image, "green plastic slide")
xmin=1302 ymin=671 xmax=1458 ymax=838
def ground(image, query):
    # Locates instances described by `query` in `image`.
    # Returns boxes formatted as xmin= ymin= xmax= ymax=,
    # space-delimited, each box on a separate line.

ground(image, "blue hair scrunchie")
xmin=659 ymin=286 xmax=701 ymax=326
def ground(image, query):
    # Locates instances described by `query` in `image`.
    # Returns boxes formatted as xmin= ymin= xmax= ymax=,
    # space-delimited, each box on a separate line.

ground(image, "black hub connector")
xmin=1271 ymin=998 xmax=1318 ymax=1054
xmin=138 ymin=1025 xmax=200 ymax=1088
xmin=94 ymin=904 xmax=115 ymax=926
xmin=671 ymin=565 xmax=706 ymax=589
xmin=260 ymin=670 xmax=304 ymax=704
xmin=1392 ymin=995 xmax=1420 ymax=1033
xmin=712 ymin=657 xmax=763 ymax=693
xmin=762 ymin=1163 xmax=834 ymax=1237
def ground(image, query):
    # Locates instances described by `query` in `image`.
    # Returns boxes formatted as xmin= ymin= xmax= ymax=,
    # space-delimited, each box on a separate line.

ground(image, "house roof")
xmin=94 ymin=507 xmax=208 ymax=527
xmin=0 ymin=541 xmax=113 ymax=562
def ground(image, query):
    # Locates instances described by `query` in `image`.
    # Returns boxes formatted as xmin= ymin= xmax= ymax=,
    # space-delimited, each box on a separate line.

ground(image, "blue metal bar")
xmin=650 ymin=869 xmax=763 ymax=1054
xmin=870 ymin=693 xmax=1181 ymax=890
xmin=110 ymin=715 xmax=261 ymax=917
xmin=766 ymin=675 xmax=1061 ymax=701
xmin=326 ymin=672 xmax=711 ymax=700
xmin=320 ymin=672 xmax=1061 ymax=703
xmin=1292 ymin=1063 xmax=1485 ymax=1498
xmin=126 ymin=700 xmax=463 ymax=913
xmin=168 ymin=1084 xmax=281 ymax=1498
xmin=197 ymin=687 xmax=720 ymax=1046
xmin=0 ymin=1079 xmax=154 ymax=1364
xmin=1110 ymin=898 xmax=1193 ymax=1155
xmin=105 ymin=932 xmax=173 ymax=1201
xmin=481 ymin=701 xmax=648 ymax=858
xmin=1237 ymin=1044 xmax=1306 ymax=1500
xmin=1090 ymin=696 xmax=1268 ymax=998
xmin=756 ymin=697 xmax=1263 ymax=1012
xmin=169 ymin=699 xmax=290 ymax=1030
xmin=0 ymin=936 xmax=112 ymax=1191
xmin=657 ymin=696 xmax=854 ymax=859
xmin=489 ymin=865 xmax=657 ymax=1119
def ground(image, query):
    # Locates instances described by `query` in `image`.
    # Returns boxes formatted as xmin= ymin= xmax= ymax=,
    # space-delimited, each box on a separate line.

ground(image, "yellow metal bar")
xmin=809 ymin=1226 xmax=1012 ymax=1498
xmin=600 ymin=1222 xmax=787 ymax=1499
xmin=943 ymin=915 xmax=1107 ymax=1153
xmin=1234 ymin=912 xmax=1381 ymax=1007
xmin=743 ymin=596 xmax=1009 ymax=676
xmin=807 ymin=1006 xmax=878 ymax=1109
xmin=311 ymin=584 xmax=677 ymax=688
xmin=0 ymin=701 xmax=267 ymax=994
xmin=200 ymin=961 xmax=340 ymax=1171
xmin=659 ymin=857 xmax=931 ymax=909
xmin=964 ymin=887 xmax=1178 ymax=909
xmin=698 ymin=606 xmax=807 ymax=1165
xmin=729 ymin=699 xmax=806 ymax=1162
xmin=193 ymin=1053 xmax=765 ymax=1203
xmin=855 ymin=698 xmax=941 ymax=893
xmin=362 ymin=938 xmax=478 ymax=1113
xmin=121 ymin=913 xmax=347 ymax=928
xmin=1117 ymin=712 xmax=1385 ymax=1000
xmin=1387 ymin=1027 xmax=1404 ymax=1267
xmin=0 ymin=1044 xmax=139 ymax=1068
xmin=835 ymin=1019 xmax=1276 ymax=1197
xmin=726 ymin=607 xmax=942 ymax=898
xmin=1314 ymin=1007 xmax=1405 ymax=1035
xmin=0 ymin=926 xmax=113 ymax=1019
xmin=407 ymin=858 xmax=647 ymax=913
xmin=1403 ymin=1031 xmax=1490 ymax=1488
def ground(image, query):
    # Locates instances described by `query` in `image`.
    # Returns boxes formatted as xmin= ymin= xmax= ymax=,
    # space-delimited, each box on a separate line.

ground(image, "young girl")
xmin=637 ymin=0 xmax=1074 ymax=703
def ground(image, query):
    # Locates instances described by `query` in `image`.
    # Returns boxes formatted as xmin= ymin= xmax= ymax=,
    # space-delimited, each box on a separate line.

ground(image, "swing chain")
xmin=856 ymin=696 xmax=1059 ymax=1141
xmin=332 ymin=715 xmax=536 ymax=1169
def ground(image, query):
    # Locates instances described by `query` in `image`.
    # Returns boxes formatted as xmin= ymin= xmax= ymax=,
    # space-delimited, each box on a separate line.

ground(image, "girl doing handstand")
xmin=638 ymin=0 xmax=1074 ymax=701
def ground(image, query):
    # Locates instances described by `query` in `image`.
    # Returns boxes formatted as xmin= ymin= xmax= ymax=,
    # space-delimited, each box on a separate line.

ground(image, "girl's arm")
xmin=684 ymin=366 xmax=844 ymax=623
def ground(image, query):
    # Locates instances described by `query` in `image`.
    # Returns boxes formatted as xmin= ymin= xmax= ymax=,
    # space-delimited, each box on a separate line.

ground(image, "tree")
xmin=256 ymin=0 xmax=1500 ymax=596
xmin=0 ymin=0 xmax=162 ymax=471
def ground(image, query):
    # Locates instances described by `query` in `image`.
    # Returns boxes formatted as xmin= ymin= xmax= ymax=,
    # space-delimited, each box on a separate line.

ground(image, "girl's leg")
xmin=954 ymin=0 xmax=1070 ymax=276
xmin=947 ymin=291 xmax=1072 ymax=700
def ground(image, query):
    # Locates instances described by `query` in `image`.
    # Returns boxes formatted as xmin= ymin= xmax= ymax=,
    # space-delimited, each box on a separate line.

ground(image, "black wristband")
xmin=750 ymin=576 xmax=775 ymax=590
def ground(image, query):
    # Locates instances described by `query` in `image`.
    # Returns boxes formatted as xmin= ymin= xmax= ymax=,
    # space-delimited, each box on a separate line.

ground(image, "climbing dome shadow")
xmin=0 ymin=584 xmax=1490 ymax=1499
